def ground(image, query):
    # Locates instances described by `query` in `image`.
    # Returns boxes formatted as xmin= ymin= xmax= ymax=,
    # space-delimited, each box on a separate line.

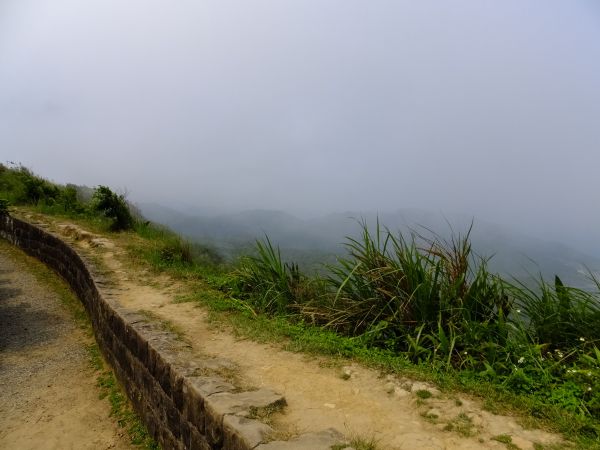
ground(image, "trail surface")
xmin=0 ymin=241 xmax=134 ymax=450
xmin=16 ymin=214 xmax=565 ymax=450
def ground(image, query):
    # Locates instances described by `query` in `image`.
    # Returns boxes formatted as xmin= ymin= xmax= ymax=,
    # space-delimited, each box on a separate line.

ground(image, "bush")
xmin=231 ymin=236 xmax=323 ymax=315
xmin=92 ymin=185 xmax=134 ymax=231
xmin=0 ymin=198 xmax=9 ymax=215
xmin=59 ymin=185 xmax=86 ymax=213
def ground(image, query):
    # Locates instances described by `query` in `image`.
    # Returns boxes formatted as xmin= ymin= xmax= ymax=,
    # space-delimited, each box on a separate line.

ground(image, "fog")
xmin=2 ymin=1 xmax=600 ymax=255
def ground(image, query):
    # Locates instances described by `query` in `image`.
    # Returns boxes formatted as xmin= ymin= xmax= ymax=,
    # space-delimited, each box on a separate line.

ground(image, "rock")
xmin=341 ymin=366 xmax=354 ymax=380
xmin=222 ymin=415 xmax=273 ymax=449
xmin=425 ymin=408 xmax=442 ymax=419
xmin=256 ymin=428 xmax=346 ymax=449
xmin=391 ymin=432 xmax=444 ymax=450
xmin=385 ymin=382 xmax=396 ymax=394
xmin=394 ymin=387 xmax=410 ymax=398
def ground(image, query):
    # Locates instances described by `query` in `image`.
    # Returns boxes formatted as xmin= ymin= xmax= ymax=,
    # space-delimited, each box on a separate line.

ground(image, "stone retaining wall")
xmin=0 ymin=214 xmax=345 ymax=450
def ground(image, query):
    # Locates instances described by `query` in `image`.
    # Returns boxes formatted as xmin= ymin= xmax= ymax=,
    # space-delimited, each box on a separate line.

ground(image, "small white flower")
xmin=516 ymin=309 xmax=521 ymax=314
xmin=588 ymin=387 xmax=593 ymax=392
xmin=580 ymin=337 xmax=586 ymax=342
xmin=518 ymin=357 xmax=525 ymax=364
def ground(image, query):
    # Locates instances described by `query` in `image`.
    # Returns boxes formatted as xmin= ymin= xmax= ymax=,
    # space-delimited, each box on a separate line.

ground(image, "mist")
xmin=2 ymin=0 xmax=600 ymax=255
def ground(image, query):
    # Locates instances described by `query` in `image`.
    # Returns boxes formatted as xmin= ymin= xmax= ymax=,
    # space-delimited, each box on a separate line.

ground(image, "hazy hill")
xmin=137 ymin=203 xmax=600 ymax=288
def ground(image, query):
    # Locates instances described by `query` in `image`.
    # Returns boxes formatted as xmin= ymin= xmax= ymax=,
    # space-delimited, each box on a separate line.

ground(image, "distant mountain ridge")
xmin=137 ymin=202 xmax=600 ymax=289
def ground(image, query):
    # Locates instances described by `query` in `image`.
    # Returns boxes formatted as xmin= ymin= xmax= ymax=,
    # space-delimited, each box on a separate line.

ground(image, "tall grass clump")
xmin=508 ymin=275 xmax=600 ymax=350
xmin=230 ymin=236 xmax=323 ymax=315
xmin=500 ymin=274 xmax=600 ymax=418
xmin=323 ymin=222 xmax=511 ymax=368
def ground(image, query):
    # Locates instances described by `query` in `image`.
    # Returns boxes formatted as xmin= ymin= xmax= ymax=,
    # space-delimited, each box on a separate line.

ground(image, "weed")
xmin=332 ymin=434 xmax=380 ymax=450
xmin=421 ymin=411 xmax=439 ymax=422
xmin=247 ymin=400 xmax=287 ymax=426
xmin=416 ymin=389 xmax=433 ymax=399
xmin=444 ymin=413 xmax=476 ymax=437
xmin=93 ymin=362 xmax=158 ymax=449
xmin=491 ymin=434 xmax=520 ymax=450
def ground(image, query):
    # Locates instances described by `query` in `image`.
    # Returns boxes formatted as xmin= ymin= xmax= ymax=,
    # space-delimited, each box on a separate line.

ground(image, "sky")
xmin=1 ymin=0 xmax=600 ymax=253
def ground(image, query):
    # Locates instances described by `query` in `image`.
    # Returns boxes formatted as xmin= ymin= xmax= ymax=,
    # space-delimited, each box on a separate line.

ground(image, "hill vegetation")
xmin=2 ymin=163 xmax=600 ymax=447
xmin=138 ymin=202 xmax=600 ymax=288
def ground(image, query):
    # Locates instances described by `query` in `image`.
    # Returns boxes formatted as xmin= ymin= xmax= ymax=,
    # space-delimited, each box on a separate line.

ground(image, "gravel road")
xmin=0 ymin=242 xmax=134 ymax=450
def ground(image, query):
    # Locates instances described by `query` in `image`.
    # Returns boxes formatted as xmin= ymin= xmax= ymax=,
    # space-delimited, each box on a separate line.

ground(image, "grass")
xmin=9 ymin=208 xmax=600 ymax=449
xmin=0 ymin=239 xmax=158 ymax=449
xmin=444 ymin=412 xmax=476 ymax=437
xmin=4 ymin=164 xmax=600 ymax=448
xmin=491 ymin=434 xmax=520 ymax=450
xmin=226 ymin=224 xmax=600 ymax=443
xmin=89 ymin=345 xmax=159 ymax=449
xmin=416 ymin=389 xmax=433 ymax=399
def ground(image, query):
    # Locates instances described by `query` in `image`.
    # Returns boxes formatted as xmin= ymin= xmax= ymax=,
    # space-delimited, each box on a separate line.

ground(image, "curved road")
xmin=0 ymin=241 xmax=134 ymax=450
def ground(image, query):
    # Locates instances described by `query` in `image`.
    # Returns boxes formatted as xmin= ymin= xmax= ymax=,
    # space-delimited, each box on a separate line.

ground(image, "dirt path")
xmin=32 ymin=217 xmax=564 ymax=450
xmin=0 ymin=241 xmax=134 ymax=450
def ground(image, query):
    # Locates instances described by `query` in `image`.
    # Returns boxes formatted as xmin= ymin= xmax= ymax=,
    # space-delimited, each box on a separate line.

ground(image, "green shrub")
xmin=0 ymin=198 xmax=9 ymax=215
xmin=92 ymin=185 xmax=134 ymax=231
xmin=59 ymin=185 xmax=86 ymax=213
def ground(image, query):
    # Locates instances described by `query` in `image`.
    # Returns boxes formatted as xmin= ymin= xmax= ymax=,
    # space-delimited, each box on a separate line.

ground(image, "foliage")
xmin=225 ymin=220 xmax=600 ymax=431
xmin=92 ymin=185 xmax=134 ymax=231
xmin=0 ymin=163 xmax=88 ymax=213
xmin=507 ymin=275 xmax=600 ymax=350
xmin=322 ymin=222 xmax=511 ymax=362
xmin=230 ymin=236 xmax=323 ymax=315
xmin=132 ymin=220 xmax=224 ymax=275
xmin=3 ymin=164 xmax=600 ymax=442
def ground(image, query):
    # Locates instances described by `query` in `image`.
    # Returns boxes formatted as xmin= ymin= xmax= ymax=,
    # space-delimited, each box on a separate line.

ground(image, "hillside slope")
xmin=139 ymin=203 xmax=600 ymax=288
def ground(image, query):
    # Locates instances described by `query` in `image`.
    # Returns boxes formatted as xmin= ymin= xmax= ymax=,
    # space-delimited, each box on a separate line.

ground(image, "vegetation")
xmin=90 ymin=345 xmax=159 ymax=449
xmin=92 ymin=185 xmax=134 ymax=230
xmin=230 ymin=221 xmax=600 ymax=442
xmin=2 ymin=163 xmax=600 ymax=447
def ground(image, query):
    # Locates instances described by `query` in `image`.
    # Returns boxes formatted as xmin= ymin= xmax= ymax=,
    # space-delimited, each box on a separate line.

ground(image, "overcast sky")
xmin=1 ymin=1 xmax=599 ymax=252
